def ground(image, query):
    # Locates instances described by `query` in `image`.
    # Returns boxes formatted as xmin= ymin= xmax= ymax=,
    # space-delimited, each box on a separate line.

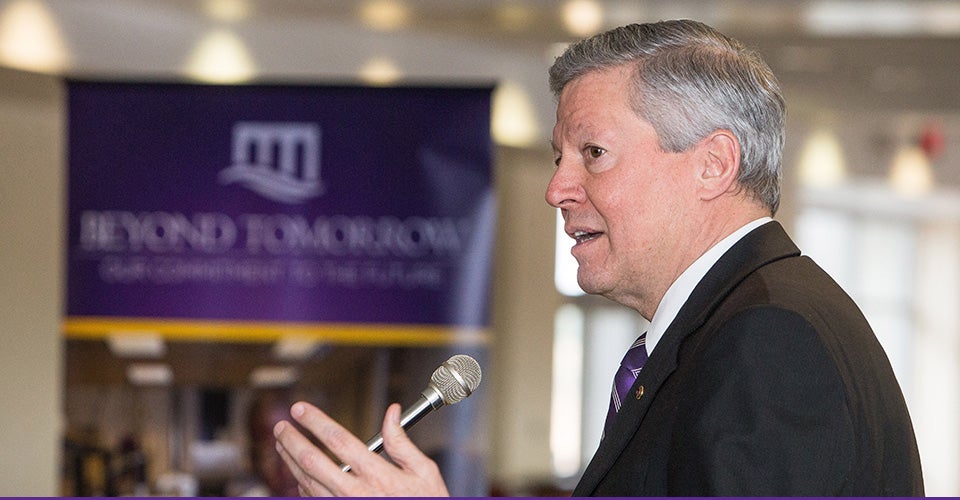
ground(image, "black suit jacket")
xmin=573 ymin=221 xmax=924 ymax=496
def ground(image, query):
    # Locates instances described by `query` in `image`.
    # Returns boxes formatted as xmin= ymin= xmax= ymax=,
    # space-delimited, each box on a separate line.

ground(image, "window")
xmin=798 ymin=182 xmax=960 ymax=495
xmin=551 ymin=209 xmax=648 ymax=478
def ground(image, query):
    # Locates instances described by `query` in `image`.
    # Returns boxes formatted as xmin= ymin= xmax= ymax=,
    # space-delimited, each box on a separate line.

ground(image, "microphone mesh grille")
xmin=430 ymin=354 xmax=482 ymax=405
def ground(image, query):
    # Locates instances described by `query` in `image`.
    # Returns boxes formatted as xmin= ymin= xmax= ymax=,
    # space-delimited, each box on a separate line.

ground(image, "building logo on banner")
xmin=218 ymin=121 xmax=325 ymax=204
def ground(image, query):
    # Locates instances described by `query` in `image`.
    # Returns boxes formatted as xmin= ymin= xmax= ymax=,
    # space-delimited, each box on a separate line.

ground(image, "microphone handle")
xmin=341 ymin=385 xmax=444 ymax=472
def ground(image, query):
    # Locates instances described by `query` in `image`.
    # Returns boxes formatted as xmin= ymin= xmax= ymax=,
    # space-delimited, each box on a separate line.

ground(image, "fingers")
xmin=274 ymin=402 xmax=364 ymax=496
xmin=380 ymin=404 xmax=449 ymax=496
xmin=274 ymin=401 xmax=450 ymax=497
xmin=380 ymin=403 xmax=434 ymax=471
xmin=273 ymin=430 xmax=335 ymax=497
xmin=291 ymin=401 xmax=373 ymax=472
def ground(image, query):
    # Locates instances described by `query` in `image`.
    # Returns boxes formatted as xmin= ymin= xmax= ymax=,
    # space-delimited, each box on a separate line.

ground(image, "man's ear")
xmin=696 ymin=129 xmax=741 ymax=201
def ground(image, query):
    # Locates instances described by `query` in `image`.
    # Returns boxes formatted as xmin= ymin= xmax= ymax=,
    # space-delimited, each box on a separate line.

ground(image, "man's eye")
xmin=587 ymin=146 xmax=606 ymax=159
xmin=554 ymin=155 xmax=562 ymax=167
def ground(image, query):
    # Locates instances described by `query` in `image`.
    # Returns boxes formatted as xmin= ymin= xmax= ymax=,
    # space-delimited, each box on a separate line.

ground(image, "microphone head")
xmin=430 ymin=354 xmax=482 ymax=405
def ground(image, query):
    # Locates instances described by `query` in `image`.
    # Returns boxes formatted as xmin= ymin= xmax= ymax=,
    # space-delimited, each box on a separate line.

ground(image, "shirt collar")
xmin=645 ymin=217 xmax=773 ymax=355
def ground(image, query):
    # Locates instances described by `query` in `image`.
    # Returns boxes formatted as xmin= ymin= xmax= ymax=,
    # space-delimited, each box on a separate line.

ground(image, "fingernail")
xmin=273 ymin=421 xmax=285 ymax=437
xmin=389 ymin=403 xmax=401 ymax=424
xmin=291 ymin=402 xmax=305 ymax=418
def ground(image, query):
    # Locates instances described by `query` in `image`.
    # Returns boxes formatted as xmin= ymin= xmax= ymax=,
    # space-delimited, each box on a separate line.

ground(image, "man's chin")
xmin=576 ymin=273 xmax=606 ymax=296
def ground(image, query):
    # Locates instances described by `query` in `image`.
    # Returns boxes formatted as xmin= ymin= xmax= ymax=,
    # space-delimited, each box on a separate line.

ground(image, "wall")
xmin=0 ymin=67 xmax=64 ymax=495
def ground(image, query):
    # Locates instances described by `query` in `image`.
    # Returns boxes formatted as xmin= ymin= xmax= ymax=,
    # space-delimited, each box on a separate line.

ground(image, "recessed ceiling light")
xmin=496 ymin=4 xmax=533 ymax=32
xmin=204 ymin=0 xmax=251 ymax=23
xmin=562 ymin=0 xmax=604 ymax=37
xmin=360 ymin=0 xmax=409 ymax=32
xmin=359 ymin=57 xmax=402 ymax=86
xmin=107 ymin=332 xmax=166 ymax=358
xmin=803 ymin=1 xmax=959 ymax=36
xmin=272 ymin=336 xmax=319 ymax=361
xmin=798 ymin=127 xmax=847 ymax=188
xmin=0 ymin=0 xmax=69 ymax=73
xmin=889 ymin=145 xmax=933 ymax=197
xmin=184 ymin=28 xmax=256 ymax=83
xmin=492 ymin=80 xmax=540 ymax=148
xmin=127 ymin=363 xmax=173 ymax=386
xmin=250 ymin=366 xmax=298 ymax=388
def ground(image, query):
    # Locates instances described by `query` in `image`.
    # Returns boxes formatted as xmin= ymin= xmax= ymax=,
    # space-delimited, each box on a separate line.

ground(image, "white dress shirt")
xmin=645 ymin=217 xmax=773 ymax=356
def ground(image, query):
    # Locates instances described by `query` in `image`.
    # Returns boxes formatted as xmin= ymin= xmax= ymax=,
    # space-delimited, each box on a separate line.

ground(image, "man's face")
xmin=546 ymin=64 xmax=698 ymax=314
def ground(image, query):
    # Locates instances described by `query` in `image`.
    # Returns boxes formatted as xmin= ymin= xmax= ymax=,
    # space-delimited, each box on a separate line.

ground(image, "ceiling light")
xmin=923 ymin=3 xmax=960 ymax=35
xmin=359 ymin=57 xmax=401 ymax=86
xmin=0 ymin=0 xmax=69 ymax=73
xmin=804 ymin=1 xmax=942 ymax=36
xmin=127 ymin=363 xmax=173 ymax=386
xmin=107 ymin=332 xmax=166 ymax=358
xmin=889 ymin=145 xmax=933 ymax=197
xmin=360 ymin=0 xmax=409 ymax=32
xmin=204 ymin=0 xmax=251 ymax=23
xmin=496 ymin=4 xmax=533 ymax=32
xmin=272 ymin=336 xmax=319 ymax=361
xmin=492 ymin=80 xmax=540 ymax=148
xmin=184 ymin=28 xmax=255 ymax=84
xmin=250 ymin=366 xmax=298 ymax=388
xmin=798 ymin=127 xmax=847 ymax=188
xmin=562 ymin=0 xmax=604 ymax=37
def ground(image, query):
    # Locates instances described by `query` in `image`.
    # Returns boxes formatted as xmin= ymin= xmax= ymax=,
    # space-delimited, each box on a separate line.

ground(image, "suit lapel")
xmin=573 ymin=330 xmax=677 ymax=495
xmin=573 ymin=221 xmax=801 ymax=496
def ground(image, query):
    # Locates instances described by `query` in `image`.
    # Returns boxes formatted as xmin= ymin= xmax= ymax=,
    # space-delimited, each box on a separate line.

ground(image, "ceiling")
xmin=5 ymin=0 xmax=960 ymax=115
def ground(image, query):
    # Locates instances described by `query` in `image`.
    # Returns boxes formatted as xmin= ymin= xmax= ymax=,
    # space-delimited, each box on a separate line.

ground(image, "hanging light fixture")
xmin=888 ymin=144 xmax=933 ymax=197
xmin=184 ymin=28 xmax=256 ymax=83
xmin=0 ymin=0 xmax=69 ymax=73
xmin=492 ymin=80 xmax=540 ymax=148
xmin=798 ymin=127 xmax=847 ymax=188
xmin=562 ymin=0 xmax=604 ymax=37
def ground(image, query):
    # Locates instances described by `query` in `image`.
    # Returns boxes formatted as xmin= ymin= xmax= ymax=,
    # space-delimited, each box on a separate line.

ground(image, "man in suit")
xmin=273 ymin=19 xmax=924 ymax=496
xmin=547 ymin=19 xmax=924 ymax=496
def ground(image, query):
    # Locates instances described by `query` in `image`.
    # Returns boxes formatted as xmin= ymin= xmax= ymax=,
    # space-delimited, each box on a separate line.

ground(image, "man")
xmin=273 ymin=19 xmax=924 ymax=496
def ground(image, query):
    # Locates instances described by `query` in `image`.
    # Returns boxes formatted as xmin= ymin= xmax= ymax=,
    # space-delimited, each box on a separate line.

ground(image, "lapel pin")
xmin=636 ymin=385 xmax=644 ymax=399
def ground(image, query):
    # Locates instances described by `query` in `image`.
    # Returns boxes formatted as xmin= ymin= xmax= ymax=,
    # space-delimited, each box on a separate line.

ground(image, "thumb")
xmin=380 ymin=403 xmax=435 ymax=471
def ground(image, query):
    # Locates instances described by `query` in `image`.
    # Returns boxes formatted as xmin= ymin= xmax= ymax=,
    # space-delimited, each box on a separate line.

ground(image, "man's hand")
xmin=274 ymin=401 xmax=450 ymax=497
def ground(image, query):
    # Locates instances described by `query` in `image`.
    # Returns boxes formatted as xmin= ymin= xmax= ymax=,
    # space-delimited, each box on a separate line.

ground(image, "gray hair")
xmin=549 ymin=20 xmax=785 ymax=214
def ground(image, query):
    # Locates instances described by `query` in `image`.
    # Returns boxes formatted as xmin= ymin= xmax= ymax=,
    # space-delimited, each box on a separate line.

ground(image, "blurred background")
xmin=1 ymin=0 xmax=959 ymax=496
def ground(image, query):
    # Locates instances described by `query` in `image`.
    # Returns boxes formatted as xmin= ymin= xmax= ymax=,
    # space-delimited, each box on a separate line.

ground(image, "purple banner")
xmin=66 ymin=82 xmax=495 ymax=328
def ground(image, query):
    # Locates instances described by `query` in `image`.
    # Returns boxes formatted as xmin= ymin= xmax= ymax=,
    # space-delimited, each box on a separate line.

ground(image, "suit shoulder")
xmin=694 ymin=305 xmax=837 ymax=374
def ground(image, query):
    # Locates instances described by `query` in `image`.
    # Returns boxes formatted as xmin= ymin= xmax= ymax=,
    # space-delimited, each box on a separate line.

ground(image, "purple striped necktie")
xmin=604 ymin=332 xmax=648 ymax=436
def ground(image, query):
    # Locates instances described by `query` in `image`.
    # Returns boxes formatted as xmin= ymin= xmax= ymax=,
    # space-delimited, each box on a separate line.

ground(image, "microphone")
xmin=341 ymin=354 xmax=482 ymax=472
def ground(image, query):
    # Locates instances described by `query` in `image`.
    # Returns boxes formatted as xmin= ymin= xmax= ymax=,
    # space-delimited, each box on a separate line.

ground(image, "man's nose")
xmin=545 ymin=161 xmax=582 ymax=208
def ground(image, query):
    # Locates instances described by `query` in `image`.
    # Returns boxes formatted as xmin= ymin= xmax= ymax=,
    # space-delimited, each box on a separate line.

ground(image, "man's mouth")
xmin=573 ymin=230 xmax=602 ymax=245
